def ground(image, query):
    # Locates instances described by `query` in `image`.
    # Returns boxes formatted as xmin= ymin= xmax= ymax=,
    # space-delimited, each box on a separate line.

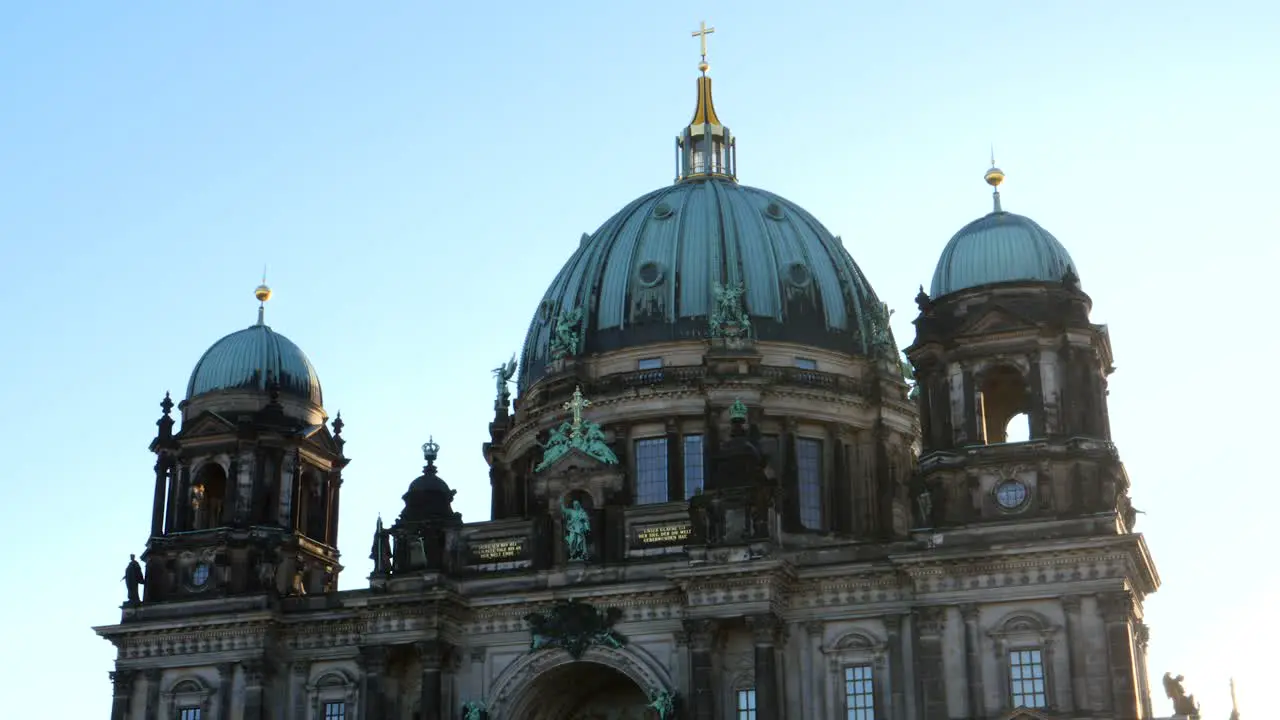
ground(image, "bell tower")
xmin=135 ymin=285 xmax=349 ymax=607
xmin=907 ymin=165 xmax=1134 ymax=531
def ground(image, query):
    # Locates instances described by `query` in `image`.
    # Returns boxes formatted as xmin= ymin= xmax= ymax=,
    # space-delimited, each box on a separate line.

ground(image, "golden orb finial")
xmin=254 ymin=283 xmax=272 ymax=303
xmin=985 ymin=166 xmax=1004 ymax=188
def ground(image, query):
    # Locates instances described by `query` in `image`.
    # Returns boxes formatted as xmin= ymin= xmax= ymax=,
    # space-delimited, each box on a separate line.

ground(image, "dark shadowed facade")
xmin=95 ymin=45 xmax=1162 ymax=720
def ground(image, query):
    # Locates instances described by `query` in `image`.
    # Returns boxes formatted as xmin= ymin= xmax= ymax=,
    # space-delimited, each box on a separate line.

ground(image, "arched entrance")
xmin=511 ymin=660 xmax=650 ymax=719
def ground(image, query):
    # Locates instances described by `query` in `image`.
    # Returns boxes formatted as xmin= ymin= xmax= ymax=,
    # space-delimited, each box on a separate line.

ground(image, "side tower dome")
xmin=929 ymin=163 xmax=1077 ymax=298
xmin=130 ymin=285 xmax=348 ymax=609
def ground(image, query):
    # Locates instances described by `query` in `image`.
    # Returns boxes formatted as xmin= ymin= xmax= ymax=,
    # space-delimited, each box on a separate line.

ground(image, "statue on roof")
xmin=709 ymin=281 xmax=750 ymax=339
xmin=867 ymin=302 xmax=897 ymax=359
xmin=122 ymin=554 xmax=144 ymax=604
xmin=1162 ymin=672 xmax=1199 ymax=717
xmin=549 ymin=307 xmax=584 ymax=361
xmin=492 ymin=354 xmax=517 ymax=412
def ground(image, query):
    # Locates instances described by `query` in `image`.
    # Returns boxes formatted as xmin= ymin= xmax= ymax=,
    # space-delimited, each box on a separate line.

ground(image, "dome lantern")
xmin=675 ymin=21 xmax=737 ymax=183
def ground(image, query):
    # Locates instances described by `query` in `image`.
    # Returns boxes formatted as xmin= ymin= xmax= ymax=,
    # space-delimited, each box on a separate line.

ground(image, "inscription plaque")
xmin=467 ymin=537 xmax=528 ymax=565
xmin=632 ymin=521 xmax=692 ymax=548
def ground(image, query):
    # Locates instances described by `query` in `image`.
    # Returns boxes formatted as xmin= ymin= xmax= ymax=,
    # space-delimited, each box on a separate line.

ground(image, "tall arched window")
xmin=978 ymin=365 xmax=1031 ymax=443
xmin=190 ymin=464 xmax=228 ymax=530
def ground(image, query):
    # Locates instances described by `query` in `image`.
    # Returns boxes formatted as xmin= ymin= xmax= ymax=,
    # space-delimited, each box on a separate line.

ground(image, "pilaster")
xmin=960 ymin=603 xmax=985 ymax=717
xmin=241 ymin=659 xmax=265 ymax=720
xmin=913 ymin=606 xmax=948 ymax=720
xmin=144 ymin=668 xmax=161 ymax=720
xmin=746 ymin=614 xmax=782 ymax=720
xmin=1062 ymin=594 xmax=1088 ymax=712
xmin=416 ymin=640 xmax=448 ymax=720
xmin=1099 ymin=591 xmax=1140 ymax=719
xmin=358 ymin=645 xmax=389 ymax=720
xmin=109 ymin=669 xmax=136 ymax=720
xmin=217 ymin=663 xmax=234 ymax=720
xmin=684 ymin=619 xmax=719 ymax=720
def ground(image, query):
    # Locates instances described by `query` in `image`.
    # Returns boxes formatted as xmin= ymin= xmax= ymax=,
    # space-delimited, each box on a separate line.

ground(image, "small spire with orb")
xmin=985 ymin=146 xmax=1005 ymax=213
xmin=254 ymin=267 xmax=272 ymax=325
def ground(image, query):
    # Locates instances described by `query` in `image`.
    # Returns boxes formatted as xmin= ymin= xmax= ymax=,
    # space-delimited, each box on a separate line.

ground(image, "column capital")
xmin=682 ymin=618 xmax=720 ymax=652
xmin=1061 ymin=594 xmax=1084 ymax=613
xmin=469 ymin=647 xmax=487 ymax=664
xmin=109 ymin=669 xmax=137 ymax=693
xmin=414 ymin=639 xmax=449 ymax=669
xmin=240 ymin=658 xmax=266 ymax=687
xmin=914 ymin=606 xmax=947 ymax=637
xmin=357 ymin=645 xmax=389 ymax=673
xmin=804 ymin=620 xmax=825 ymax=638
xmin=746 ymin=614 xmax=783 ymax=646
xmin=1097 ymin=590 xmax=1134 ymax=622
xmin=958 ymin=603 xmax=979 ymax=622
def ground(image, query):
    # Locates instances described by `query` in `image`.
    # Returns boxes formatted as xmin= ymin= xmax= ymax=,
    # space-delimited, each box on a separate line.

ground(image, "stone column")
xmin=417 ymin=640 xmax=447 ymax=720
xmin=746 ymin=614 xmax=782 ymax=720
xmin=913 ymin=607 xmax=948 ymax=720
xmin=151 ymin=457 xmax=169 ymax=537
xmin=109 ymin=669 xmax=136 ymax=720
xmin=217 ymin=663 xmax=234 ymax=720
xmin=960 ymin=604 xmax=985 ymax=717
xmin=684 ymin=619 xmax=719 ymax=720
xmin=241 ymin=659 xmax=266 ymax=720
xmin=1134 ymin=622 xmax=1153 ymax=719
xmin=886 ymin=613 xmax=907 ymax=720
xmin=144 ymin=668 xmax=161 ymax=720
xmin=358 ymin=646 xmax=389 ymax=720
xmin=1098 ymin=591 xmax=1140 ymax=719
xmin=468 ymin=647 xmax=487 ymax=708
xmin=1061 ymin=594 xmax=1088 ymax=711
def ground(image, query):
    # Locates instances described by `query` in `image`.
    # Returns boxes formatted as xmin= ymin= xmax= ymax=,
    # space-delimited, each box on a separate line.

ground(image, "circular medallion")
xmin=995 ymin=480 xmax=1029 ymax=510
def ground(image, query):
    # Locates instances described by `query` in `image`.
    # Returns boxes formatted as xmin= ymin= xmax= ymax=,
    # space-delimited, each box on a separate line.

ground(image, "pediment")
xmin=537 ymin=446 xmax=619 ymax=476
xmin=958 ymin=305 xmax=1038 ymax=337
xmin=299 ymin=424 xmax=341 ymax=454
xmin=175 ymin=411 xmax=236 ymax=440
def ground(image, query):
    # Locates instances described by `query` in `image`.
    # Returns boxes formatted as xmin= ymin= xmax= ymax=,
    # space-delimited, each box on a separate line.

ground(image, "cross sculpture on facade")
xmin=564 ymin=385 xmax=591 ymax=440
xmin=692 ymin=21 xmax=715 ymax=67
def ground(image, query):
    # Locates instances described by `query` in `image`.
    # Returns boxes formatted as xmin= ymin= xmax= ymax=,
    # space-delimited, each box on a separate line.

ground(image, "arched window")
xmin=978 ymin=365 xmax=1031 ymax=444
xmin=298 ymin=471 xmax=328 ymax=540
xmin=307 ymin=670 xmax=358 ymax=720
xmin=162 ymin=675 xmax=215 ymax=720
xmin=190 ymin=463 xmax=229 ymax=530
xmin=988 ymin=611 xmax=1060 ymax=713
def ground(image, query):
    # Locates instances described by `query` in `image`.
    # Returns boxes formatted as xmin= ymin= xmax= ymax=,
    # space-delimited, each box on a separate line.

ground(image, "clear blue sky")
xmin=0 ymin=2 xmax=1273 ymax=716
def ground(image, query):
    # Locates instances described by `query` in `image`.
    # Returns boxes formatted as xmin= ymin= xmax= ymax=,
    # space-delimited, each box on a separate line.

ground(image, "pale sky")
xmin=0 ymin=2 xmax=1274 ymax=717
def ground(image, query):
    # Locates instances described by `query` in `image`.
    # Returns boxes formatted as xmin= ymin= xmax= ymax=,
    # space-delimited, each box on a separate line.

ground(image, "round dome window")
xmin=764 ymin=202 xmax=785 ymax=220
xmin=995 ymin=480 xmax=1029 ymax=510
xmin=637 ymin=261 xmax=664 ymax=287
xmin=652 ymin=202 xmax=674 ymax=219
xmin=786 ymin=262 xmax=811 ymax=287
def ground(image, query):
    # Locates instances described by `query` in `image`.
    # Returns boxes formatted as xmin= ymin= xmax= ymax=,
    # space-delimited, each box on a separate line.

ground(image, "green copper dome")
xmin=518 ymin=178 xmax=887 ymax=389
xmin=930 ymin=210 xmax=1078 ymax=298
xmin=186 ymin=323 xmax=323 ymax=405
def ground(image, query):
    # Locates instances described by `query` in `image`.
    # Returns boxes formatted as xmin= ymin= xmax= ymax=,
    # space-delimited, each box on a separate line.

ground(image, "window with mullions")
xmin=796 ymin=438 xmax=824 ymax=529
xmin=178 ymin=709 xmax=201 ymax=720
xmin=634 ymin=438 xmax=669 ymax=504
xmin=1008 ymin=649 xmax=1048 ymax=708
xmin=683 ymin=435 xmax=704 ymax=498
xmin=844 ymin=665 xmax=876 ymax=719
xmin=735 ymin=688 xmax=757 ymax=719
xmin=323 ymin=702 xmax=347 ymax=720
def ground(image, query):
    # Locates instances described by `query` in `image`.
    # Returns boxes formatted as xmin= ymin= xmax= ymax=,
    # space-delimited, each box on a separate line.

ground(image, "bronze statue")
xmin=1162 ymin=672 xmax=1199 ymax=716
xmin=122 ymin=554 xmax=144 ymax=603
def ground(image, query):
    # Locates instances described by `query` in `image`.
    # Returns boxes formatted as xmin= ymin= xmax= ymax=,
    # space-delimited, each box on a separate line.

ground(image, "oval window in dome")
xmin=652 ymin=202 xmax=673 ymax=219
xmin=764 ymin=202 xmax=785 ymax=220
xmin=786 ymin=262 xmax=811 ymax=287
xmin=637 ymin=261 xmax=664 ymax=287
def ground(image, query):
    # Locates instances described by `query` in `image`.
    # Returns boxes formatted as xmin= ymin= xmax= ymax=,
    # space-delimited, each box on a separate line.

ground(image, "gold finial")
xmin=254 ymin=267 xmax=272 ymax=324
xmin=692 ymin=21 xmax=715 ymax=73
xmin=564 ymin=386 xmax=592 ymax=440
xmin=985 ymin=146 xmax=1004 ymax=188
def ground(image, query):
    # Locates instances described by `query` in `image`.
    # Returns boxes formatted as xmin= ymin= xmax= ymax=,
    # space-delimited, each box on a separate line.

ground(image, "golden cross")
xmin=564 ymin=386 xmax=591 ymax=435
xmin=692 ymin=21 xmax=715 ymax=61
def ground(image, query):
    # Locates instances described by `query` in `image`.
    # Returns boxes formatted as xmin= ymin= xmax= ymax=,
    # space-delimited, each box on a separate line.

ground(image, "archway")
xmin=507 ymin=660 xmax=652 ymax=720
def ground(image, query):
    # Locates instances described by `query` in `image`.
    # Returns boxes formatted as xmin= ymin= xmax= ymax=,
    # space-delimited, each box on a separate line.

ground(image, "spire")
xmin=985 ymin=148 xmax=1005 ymax=213
xmin=676 ymin=21 xmax=736 ymax=183
xmin=254 ymin=270 xmax=272 ymax=326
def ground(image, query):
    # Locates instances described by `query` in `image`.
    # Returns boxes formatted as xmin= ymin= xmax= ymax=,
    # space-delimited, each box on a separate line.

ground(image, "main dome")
xmin=186 ymin=323 xmax=323 ymax=406
xmin=518 ymin=178 xmax=886 ymax=388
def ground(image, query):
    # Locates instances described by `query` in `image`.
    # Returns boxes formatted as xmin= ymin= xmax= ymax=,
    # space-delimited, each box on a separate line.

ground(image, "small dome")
xmin=930 ymin=211 xmax=1077 ymax=298
xmin=186 ymin=324 xmax=322 ymax=405
xmin=519 ymin=178 xmax=885 ymax=388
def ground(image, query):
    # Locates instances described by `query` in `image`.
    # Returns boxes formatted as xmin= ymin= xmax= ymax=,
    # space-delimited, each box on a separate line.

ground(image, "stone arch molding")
xmin=490 ymin=644 xmax=673 ymax=717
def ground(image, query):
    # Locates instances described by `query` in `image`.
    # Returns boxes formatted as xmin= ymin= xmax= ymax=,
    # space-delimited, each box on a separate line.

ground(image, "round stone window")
xmin=995 ymin=480 xmax=1029 ymax=510
xmin=786 ymin=262 xmax=811 ymax=287
xmin=637 ymin=261 xmax=664 ymax=287
xmin=191 ymin=563 xmax=211 ymax=587
xmin=764 ymin=201 xmax=785 ymax=220
xmin=652 ymin=202 xmax=673 ymax=219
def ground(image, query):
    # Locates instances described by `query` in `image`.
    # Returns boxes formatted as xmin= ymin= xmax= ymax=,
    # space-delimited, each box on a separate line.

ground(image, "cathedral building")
xmin=95 ymin=30 xmax=1161 ymax=720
